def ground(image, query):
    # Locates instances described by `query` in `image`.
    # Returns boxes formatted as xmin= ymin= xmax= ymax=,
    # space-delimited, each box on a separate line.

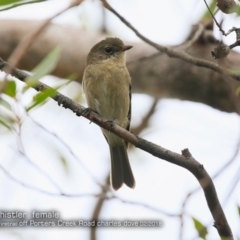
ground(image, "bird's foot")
xmin=80 ymin=108 xmax=99 ymax=124
xmin=106 ymin=119 xmax=117 ymax=132
xmin=81 ymin=107 xmax=93 ymax=117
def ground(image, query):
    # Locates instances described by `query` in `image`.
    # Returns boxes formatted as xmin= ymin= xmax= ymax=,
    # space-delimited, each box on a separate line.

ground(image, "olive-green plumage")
xmin=82 ymin=38 xmax=135 ymax=190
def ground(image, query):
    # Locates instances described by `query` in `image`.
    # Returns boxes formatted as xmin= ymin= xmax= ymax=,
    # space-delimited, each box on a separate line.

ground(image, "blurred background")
xmin=0 ymin=0 xmax=240 ymax=239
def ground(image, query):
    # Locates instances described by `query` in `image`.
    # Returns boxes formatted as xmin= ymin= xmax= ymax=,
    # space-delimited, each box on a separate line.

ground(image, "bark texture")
xmin=0 ymin=19 xmax=239 ymax=113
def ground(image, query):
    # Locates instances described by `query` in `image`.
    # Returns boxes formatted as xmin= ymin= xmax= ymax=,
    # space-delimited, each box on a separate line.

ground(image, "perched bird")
xmin=82 ymin=37 xmax=135 ymax=190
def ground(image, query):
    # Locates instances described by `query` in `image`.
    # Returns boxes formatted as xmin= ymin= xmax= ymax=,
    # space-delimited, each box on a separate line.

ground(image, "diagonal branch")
xmin=0 ymin=0 xmax=84 ymax=93
xmin=203 ymin=0 xmax=226 ymax=36
xmin=0 ymin=57 xmax=233 ymax=239
xmin=101 ymin=0 xmax=240 ymax=82
xmin=90 ymin=98 xmax=158 ymax=240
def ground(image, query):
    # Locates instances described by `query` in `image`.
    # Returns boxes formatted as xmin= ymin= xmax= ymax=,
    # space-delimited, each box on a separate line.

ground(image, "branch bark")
xmin=0 ymin=19 xmax=239 ymax=113
xmin=0 ymin=57 xmax=233 ymax=239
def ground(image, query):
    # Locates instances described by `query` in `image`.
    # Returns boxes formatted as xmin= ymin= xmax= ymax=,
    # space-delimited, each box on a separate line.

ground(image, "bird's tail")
xmin=109 ymin=142 xmax=135 ymax=190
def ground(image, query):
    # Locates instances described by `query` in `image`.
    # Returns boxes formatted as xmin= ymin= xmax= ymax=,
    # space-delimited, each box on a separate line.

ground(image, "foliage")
xmin=0 ymin=0 xmax=47 ymax=12
xmin=192 ymin=217 xmax=208 ymax=240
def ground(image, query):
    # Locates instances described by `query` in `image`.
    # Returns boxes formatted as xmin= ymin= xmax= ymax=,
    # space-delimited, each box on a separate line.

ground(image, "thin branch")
xmin=131 ymin=98 xmax=158 ymax=135
xmin=178 ymin=24 xmax=205 ymax=50
xmin=14 ymin=147 xmax=63 ymax=192
xmin=110 ymin=196 xmax=180 ymax=218
xmin=0 ymin=0 xmax=47 ymax=12
xmin=203 ymin=0 xmax=226 ymax=36
xmin=101 ymin=0 xmax=240 ymax=81
xmin=0 ymin=0 xmax=84 ymax=93
xmin=90 ymin=176 xmax=110 ymax=240
xmin=90 ymin=98 xmax=159 ymax=240
xmin=223 ymin=164 xmax=240 ymax=205
xmin=0 ymin=163 xmax=102 ymax=198
xmin=179 ymin=139 xmax=240 ymax=239
xmin=0 ymin=58 xmax=233 ymax=239
xmin=15 ymin=117 xmax=64 ymax=192
xmin=27 ymin=115 xmax=104 ymax=188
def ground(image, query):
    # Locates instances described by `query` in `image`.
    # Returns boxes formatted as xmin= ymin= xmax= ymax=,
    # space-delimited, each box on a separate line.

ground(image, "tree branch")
xmin=0 ymin=57 xmax=233 ymax=239
xmin=101 ymin=0 xmax=240 ymax=82
xmin=0 ymin=0 xmax=84 ymax=93
xmin=90 ymin=98 xmax=158 ymax=240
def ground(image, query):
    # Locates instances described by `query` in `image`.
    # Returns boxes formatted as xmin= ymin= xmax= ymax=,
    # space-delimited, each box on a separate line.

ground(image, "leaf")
xmin=238 ymin=205 xmax=240 ymax=217
xmin=0 ymin=0 xmax=21 ymax=6
xmin=25 ymin=46 xmax=61 ymax=89
xmin=235 ymin=5 xmax=240 ymax=16
xmin=66 ymin=73 xmax=78 ymax=81
xmin=3 ymin=80 xmax=17 ymax=98
xmin=26 ymin=87 xmax=57 ymax=111
xmin=192 ymin=217 xmax=208 ymax=239
xmin=202 ymin=0 xmax=216 ymax=21
xmin=59 ymin=156 xmax=70 ymax=175
xmin=236 ymin=86 xmax=240 ymax=96
xmin=0 ymin=1 xmax=47 ymax=12
xmin=221 ymin=237 xmax=228 ymax=240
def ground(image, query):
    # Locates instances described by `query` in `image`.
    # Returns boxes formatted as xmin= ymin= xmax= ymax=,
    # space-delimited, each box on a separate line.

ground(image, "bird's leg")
xmin=105 ymin=119 xmax=117 ymax=132
xmin=78 ymin=108 xmax=99 ymax=124
xmin=80 ymin=107 xmax=93 ymax=117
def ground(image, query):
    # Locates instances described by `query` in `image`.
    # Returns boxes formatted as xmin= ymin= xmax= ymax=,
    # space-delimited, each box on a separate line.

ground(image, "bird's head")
xmin=86 ymin=37 xmax=132 ymax=65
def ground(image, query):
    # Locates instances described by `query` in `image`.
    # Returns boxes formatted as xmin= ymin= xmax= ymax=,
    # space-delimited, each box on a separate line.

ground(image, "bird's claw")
xmin=106 ymin=119 xmax=116 ymax=132
xmin=81 ymin=107 xmax=92 ymax=116
xmin=79 ymin=108 xmax=99 ymax=124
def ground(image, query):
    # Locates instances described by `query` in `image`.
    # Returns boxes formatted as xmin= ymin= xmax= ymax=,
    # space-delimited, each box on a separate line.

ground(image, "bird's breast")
xmin=83 ymin=62 xmax=130 ymax=128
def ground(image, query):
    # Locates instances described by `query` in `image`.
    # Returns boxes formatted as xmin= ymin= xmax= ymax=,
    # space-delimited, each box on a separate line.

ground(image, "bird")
xmin=82 ymin=37 xmax=135 ymax=190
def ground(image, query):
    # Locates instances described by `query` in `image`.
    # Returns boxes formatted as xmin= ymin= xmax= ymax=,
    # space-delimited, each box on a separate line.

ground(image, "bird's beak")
xmin=122 ymin=45 xmax=133 ymax=51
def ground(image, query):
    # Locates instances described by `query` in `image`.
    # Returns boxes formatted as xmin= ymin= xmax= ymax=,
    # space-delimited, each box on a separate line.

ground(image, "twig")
xmin=179 ymin=134 xmax=240 ymax=239
xmin=90 ymin=98 xmax=159 ymax=240
xmin=28 ymin=115 xmax=104 ymax=188
xmin=0 ymin=58 xmax=233 ymax=239
xmin=0 ymin=0 xmax=84 ymax=93
xmin=101 ymin=0 xmax=240 ymax=82
xmin=223 ymin=165 xmax=240 ymax=205
xmin=14 ymin=117 xmax=64 ymax=192
xmin=90 ymin=176 xmax=110 ymax=240
xmin=0 ymin=163 xmax=102 ymax=198
xmin=131 ymin=98 xmax=158 ymax=135
xmin=203 ymin=0 xmax=226 ymax=36
xmin=178 ymin=24 xmax=205 ymax=50
xmin=110 ymin=196 xmax=180 ymax=218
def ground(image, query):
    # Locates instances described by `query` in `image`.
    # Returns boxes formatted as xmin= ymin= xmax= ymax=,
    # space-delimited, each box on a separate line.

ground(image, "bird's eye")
xmin=104 ymin=47 xmax=113 ymax=54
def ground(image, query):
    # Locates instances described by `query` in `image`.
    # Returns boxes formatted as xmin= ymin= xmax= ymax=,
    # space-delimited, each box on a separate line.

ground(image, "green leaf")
xmin=202 ymin=0 xmax=216 ymax=21
xmin=66 ymin=73 xmax=78 ymax=81
xmin=26 ymin=87 xmax=57 ymax=111
xmin=192 ymin=217 xmax=208 ymax=239
xmin=235 ymin=5 xmax=240 ymax=16
xmin=238 ymin=205 xmax=240 ymax=217
xmin=3 ymin=80 xmax=17 ymax=98
xmin=59 ymin=156 xmax=70 ymax=175
xmin=236 ymin=86 xmax=240 ymax=96
xmin=0 ymin=0 xmax=21 ymax=6
xmin=0 ymin=1 xmax=47 ymax=12
xmin=25 ymin=46 xmax=61 ymax=89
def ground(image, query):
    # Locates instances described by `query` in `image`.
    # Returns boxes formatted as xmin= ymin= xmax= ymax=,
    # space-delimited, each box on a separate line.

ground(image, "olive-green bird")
xmin=82 ymin=37 xmax=135 ymax=190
